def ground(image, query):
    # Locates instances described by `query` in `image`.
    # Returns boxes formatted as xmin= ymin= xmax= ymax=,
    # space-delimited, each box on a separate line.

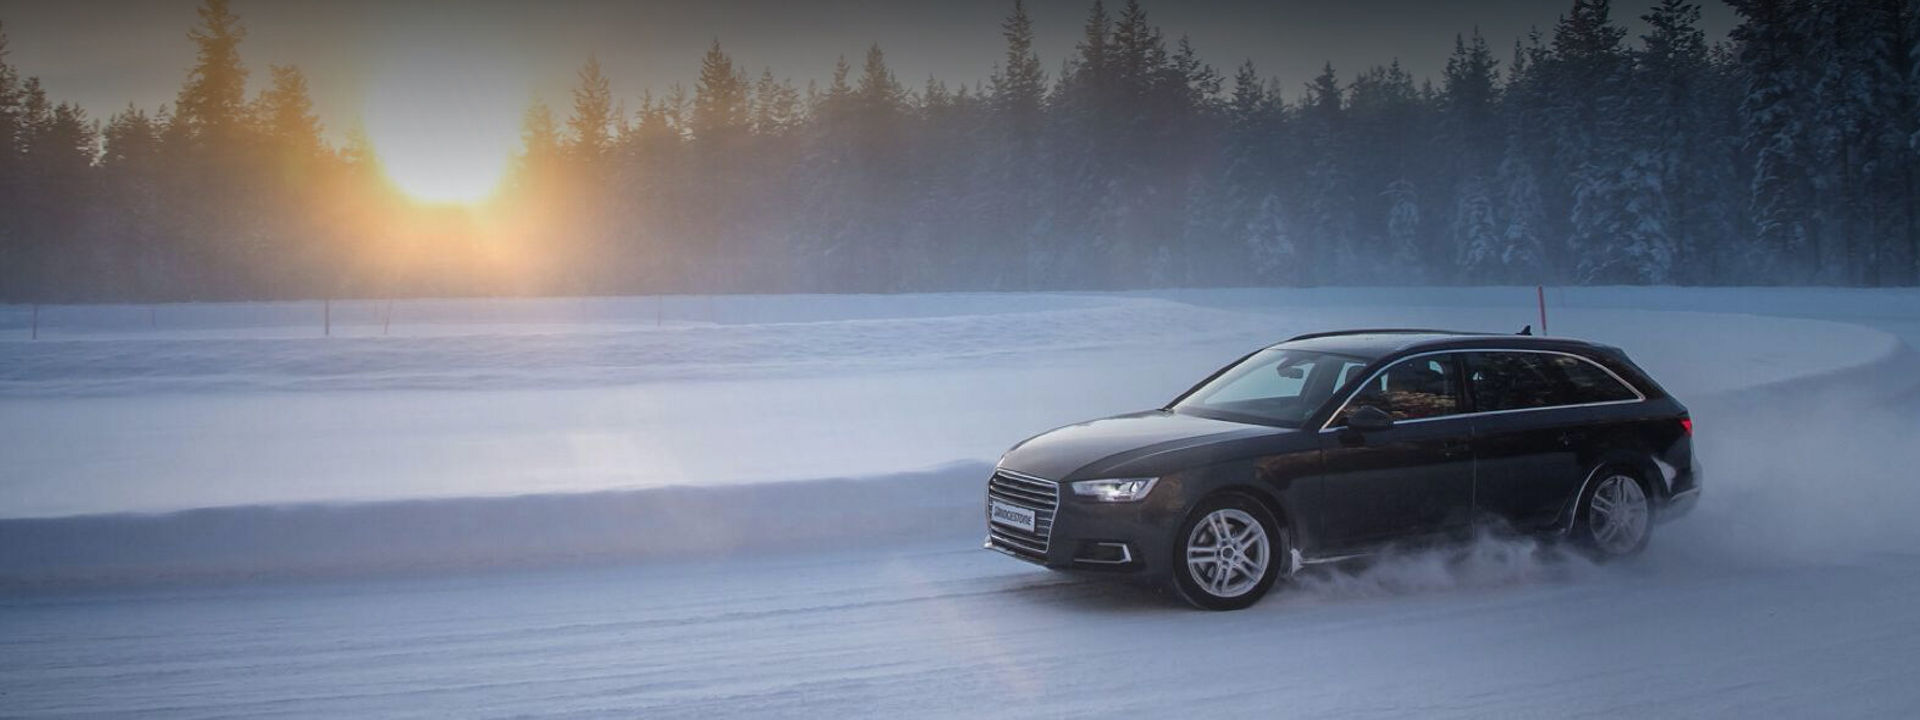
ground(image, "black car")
xmin=984 ymin=329 xmax=1700 ymax=610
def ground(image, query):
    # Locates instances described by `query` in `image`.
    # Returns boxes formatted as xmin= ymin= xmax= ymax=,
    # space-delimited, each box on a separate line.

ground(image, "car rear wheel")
xmin=1577 ymin=469 xmax=1651 ymax=559
xmin=1170 ymin=494 xmax=1284 ymax=611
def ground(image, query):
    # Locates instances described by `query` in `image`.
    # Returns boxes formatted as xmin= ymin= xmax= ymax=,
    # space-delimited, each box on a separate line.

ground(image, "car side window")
xmin=1469 ymin=352 xmax=1637 ymax=411
xmin=1339 ymin=355 xmax=1463 ymax=423
xmin=1546 ymin=354 xmax=1640 ymax=403
xmin=1468 ymin=352 xmax=1563 ymax=411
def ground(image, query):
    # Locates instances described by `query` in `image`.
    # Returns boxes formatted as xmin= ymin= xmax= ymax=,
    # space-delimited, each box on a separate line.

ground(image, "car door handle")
xmin=1441 ymin=441 xmax=1471 ymax=457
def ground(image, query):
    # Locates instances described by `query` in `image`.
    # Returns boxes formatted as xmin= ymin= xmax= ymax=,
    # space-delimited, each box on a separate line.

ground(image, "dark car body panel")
xmin=987 ymin=331 xmax=1699 ymax=583
xmin=1311 ymin=415 xmax=1476 ymax=551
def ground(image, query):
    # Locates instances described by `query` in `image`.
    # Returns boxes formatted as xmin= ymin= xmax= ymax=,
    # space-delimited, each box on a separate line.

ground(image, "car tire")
xmin=1573 ymin=465 xmax=1653 ymax=561
xmin=1169 ymin=493 xmax=1286 ymax=611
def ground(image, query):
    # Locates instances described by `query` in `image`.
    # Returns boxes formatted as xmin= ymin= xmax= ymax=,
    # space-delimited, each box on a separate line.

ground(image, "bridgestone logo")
xmin=993 ymin=506 xmax=1029 ymax=523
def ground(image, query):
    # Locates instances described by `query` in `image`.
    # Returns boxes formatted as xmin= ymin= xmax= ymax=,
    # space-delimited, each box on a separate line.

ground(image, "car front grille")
xmin=985 ymin=469 xmax=1059 ymax=563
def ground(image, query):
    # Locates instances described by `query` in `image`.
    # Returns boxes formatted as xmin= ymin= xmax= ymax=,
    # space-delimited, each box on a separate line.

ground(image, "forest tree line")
xmin=2 ymin=0 xmax=1919 ymax=302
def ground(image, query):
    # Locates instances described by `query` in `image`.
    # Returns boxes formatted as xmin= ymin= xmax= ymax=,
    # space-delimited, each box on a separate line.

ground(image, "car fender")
xmin=1173 ymin=455 xmax=1318 ymax=558
xmin=1557 ymin=449 xmax=1668 ymax=533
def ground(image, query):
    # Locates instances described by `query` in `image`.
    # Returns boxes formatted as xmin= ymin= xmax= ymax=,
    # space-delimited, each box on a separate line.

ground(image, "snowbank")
xmin=0 ymin=464 xmax=990 ymax=589
xmin=0 ymin=295 xmax=1262 ymax=396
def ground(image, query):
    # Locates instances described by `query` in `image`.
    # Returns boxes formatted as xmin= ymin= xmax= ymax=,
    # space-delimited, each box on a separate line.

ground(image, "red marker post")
xmin=1536 ymin=285 xmax=1549 ymax=336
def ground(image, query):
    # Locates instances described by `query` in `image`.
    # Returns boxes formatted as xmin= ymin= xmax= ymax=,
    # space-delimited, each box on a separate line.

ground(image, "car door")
xmin=1466 ymin=351 xmax=1641 ymax=530
xmin=1312 ymin=353 xmax=1475 ymax=550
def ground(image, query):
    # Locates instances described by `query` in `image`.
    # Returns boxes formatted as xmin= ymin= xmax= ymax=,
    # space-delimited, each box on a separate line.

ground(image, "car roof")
xmin=1273 ymin=328 xmax=1612 ymax=360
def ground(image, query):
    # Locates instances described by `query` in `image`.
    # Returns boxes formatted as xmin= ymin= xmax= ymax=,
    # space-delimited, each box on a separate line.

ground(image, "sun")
xmin=361 ymin=49 xmax=526 ymax=205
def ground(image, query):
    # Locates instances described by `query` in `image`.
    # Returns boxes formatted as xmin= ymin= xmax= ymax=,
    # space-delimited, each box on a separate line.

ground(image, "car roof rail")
xmin=1284 ymin=328 xmax=1479 ymax=342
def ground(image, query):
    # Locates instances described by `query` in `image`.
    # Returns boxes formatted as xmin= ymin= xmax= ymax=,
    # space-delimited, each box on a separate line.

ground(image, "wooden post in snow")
xmin=382 ymin=299 xmax=393 ymax=336
xmin=324 ymin=298 xmax=332 ymax=338
xmin=1537 ymin=285 xmax=1549 ymax=336
xmin=30 ymin=304 xmax=38 ymax=340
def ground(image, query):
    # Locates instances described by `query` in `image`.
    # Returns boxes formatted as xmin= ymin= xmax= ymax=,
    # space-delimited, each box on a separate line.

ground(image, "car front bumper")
xmin=986 ymin=476 xmax=1187 ymax=580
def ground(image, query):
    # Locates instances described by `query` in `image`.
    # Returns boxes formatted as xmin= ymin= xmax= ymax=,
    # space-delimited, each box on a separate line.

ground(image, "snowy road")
xmin=8 ymin=528 xmax=1920 ymax=717
xmin=6 ymin=288 xmax=1920 ymax=717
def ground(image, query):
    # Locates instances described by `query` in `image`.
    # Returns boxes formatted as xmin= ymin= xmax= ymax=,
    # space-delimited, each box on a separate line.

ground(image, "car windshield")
xmin=1172 ymin=349 xmax=1370 ymax=427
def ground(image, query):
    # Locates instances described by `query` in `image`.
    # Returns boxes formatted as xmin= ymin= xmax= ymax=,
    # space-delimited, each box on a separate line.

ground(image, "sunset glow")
xmin=360 ymin=51 xmax=525 ymax=205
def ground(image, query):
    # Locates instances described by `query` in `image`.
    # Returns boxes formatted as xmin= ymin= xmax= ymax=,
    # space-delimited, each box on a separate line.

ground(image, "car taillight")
xmin=1679 ymin=417 xmax=1692 ymax=436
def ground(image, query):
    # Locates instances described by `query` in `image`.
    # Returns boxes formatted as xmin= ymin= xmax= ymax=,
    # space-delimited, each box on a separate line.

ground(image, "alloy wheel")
xmin=1588 ymin=474 xmax=1649 ymax=556
xmin=1185 ymin=507 xmax=1271 ymax=598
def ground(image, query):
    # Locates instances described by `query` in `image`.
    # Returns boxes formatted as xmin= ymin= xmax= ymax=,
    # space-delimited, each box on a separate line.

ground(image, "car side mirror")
xmin=1345 ymin=405 xmax=1395 ymax=433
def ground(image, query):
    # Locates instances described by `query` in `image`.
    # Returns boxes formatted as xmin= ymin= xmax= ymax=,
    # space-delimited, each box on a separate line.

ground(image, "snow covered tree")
xmin=1729 ymin=0 xmax=1816 ymax=281
xmin=1454 ymin=173 xmax=1502 ymax=279
xmin=1636 ymin=0 xmax=1739 ymax=283
xmin=1245 ymin=193 xmax=1294 ymax=283
xmin=1799 ymin=0 xmax=1912 ymax=284
xmin=1384 ymin=179 xmax=1424 ymax=279
xmin=1494 ymin=136 xmax=1548 ymax=281
xmin=1298 ymin=64 xmax=1356 ymax=279
xmin=1545 ymin=0 xmax=1635 ymax=280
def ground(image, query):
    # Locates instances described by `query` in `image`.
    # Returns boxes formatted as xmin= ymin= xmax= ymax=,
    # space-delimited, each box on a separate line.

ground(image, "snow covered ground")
xmin=4 ymin=287 xmax=1920 ymax=717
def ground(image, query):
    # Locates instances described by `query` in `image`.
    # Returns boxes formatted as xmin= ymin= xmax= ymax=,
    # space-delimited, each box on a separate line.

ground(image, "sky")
xmin=0 ymin=0 xmax=1738 ymax=143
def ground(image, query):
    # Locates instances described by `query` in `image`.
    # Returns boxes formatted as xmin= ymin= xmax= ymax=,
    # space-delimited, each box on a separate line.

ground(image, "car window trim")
xmin=1315 ymin=348 xmax=1647 ymax=433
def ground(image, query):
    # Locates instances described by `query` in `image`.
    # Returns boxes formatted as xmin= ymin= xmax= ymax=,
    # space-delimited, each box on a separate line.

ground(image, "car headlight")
xmin=1070 ymin=477 xmax=1159 ymax=502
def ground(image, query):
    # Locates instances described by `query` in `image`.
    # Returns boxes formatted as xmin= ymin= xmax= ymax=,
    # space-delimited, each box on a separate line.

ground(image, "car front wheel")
xmin=1170 ymin=493 xmax=1284 ymax=611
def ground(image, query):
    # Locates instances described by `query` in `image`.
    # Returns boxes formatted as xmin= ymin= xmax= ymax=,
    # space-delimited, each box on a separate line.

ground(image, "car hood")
xmin=999 ymin=410 xmax=1287 ymax=481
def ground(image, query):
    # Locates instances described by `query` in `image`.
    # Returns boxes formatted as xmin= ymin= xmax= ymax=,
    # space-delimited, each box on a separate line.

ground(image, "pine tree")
xmin=1548 ymin=0 xmax=1635 ymax=280
xmin=1245 ymin=193 xmax=1294 ymax=282
xmin=1729 ymin=0 xmax=1816 ymax=280
xmin=1492 ymin=135 xmax=1547 ymax=280
xmin=846 ymin=44 xmax=908 ymax=291
xmin=1210 ymin=60 xmax=1282 ymax=284
xmin=751 ymin=69 xmax=801 ymax=136
xmin=1454 ymin=173 xmax=1501 ymax=278
xmin=692 ymin=40 xmax=750 ymax=144
xmin=174 ymin=0 xmax=248 ymax=147
xmin=989 ymin=0 xmax=1046 ymax=135
xmin=14 ymin=81 xmax=97 ymax=299
xmin=1348 ymin=61 xmax=1426 ymax=279
xmin=1440 ymin=31 xmax=1502 ymax=282
xmin=1799 ymin=0 xmax=1912 ymax=284
xmin=986 ymin=0 xmax=1048 ymax=288
xmin=1384 ymin=178 xmax=1423 ymax=277
xmin=0 ymin=22 xmax=20 ymax=167
xmin=1637 ymin=0 xmax=1739 ymax=283
xmin=254 ymin=65 xmax=323 ymax=169
xmin=1907 ymin=0 xmax=1920 ymax=280
xmin=566 ymin=55 xmax=614 ymax=164
xmin=0 ymin=24 xmax=25 ymax=298
xmin=1442 ymin=30 xmax=1501 ymax=169
xmin=516 ymin=101 xmax=561 ymax=185
xmin=1300 ymin=63 xmax=1355 ymax=279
